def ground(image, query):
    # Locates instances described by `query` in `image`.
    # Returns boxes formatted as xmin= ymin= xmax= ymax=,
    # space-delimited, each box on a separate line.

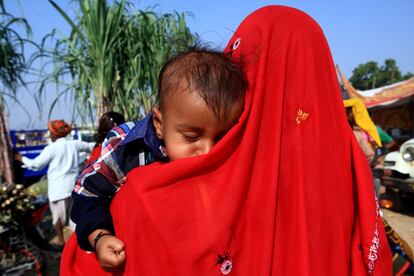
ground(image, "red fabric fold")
xmin=61 ymin=5 xmax=391 ymax=275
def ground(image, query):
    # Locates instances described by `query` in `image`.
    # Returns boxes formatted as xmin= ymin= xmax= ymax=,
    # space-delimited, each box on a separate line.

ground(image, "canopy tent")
xmin=337 ymin=67 xmax=414 ymax=138
xmin=337 ymin=66 xmax=414 ymax=108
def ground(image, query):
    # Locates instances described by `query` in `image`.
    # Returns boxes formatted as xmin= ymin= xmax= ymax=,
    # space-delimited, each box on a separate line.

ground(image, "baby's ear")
xmin=151 ymin=107 xmax=164 ymax=139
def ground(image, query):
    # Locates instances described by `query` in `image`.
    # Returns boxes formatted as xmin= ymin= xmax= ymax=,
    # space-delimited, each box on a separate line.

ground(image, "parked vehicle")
xmin=380 ymin=138 xmax=414 ymax=211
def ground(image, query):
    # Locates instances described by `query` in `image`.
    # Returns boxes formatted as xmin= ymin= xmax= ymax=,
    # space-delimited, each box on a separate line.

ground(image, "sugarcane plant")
xmin=0 ymin=0 xmax=32 ymax=188
xmin=36 ymin=0 xmax=198 ymax=123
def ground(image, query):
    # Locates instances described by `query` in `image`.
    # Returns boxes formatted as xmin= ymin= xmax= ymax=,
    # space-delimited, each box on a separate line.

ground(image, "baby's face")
xmin=153 ymin=90 xmax=243 ymax=161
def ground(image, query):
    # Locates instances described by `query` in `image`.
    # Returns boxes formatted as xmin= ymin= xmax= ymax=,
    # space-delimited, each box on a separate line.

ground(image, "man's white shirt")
xmin=22 ymin=138 xmax=94 ymax=202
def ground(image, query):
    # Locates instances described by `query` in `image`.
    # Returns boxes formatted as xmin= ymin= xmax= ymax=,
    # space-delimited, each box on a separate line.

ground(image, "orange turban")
xmin=48 ymin=120 xmax=72 ymax=138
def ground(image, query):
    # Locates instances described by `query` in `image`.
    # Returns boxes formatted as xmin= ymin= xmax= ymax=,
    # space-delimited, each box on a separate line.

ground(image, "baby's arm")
xmin=71 ymin=124 xmax=134 ymax=270
xmin=71 ymin=172 xmax=127 ymax=271
xmin=71 ymin=171 xmax=119 ymax=251
xmin=88 ymin=229 xmax=126 ymax=272
xmin=72 ymin=124 xmax=133 ymax=249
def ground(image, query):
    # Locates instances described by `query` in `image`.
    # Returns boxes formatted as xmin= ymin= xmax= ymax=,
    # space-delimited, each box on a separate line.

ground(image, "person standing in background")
xmin=344 ymin=98 xmax=382 ymax=162
xmin=16 ymin=120 xmax=94 ymax=246
xmin=85 ymin=111 xmax=125 ymax=165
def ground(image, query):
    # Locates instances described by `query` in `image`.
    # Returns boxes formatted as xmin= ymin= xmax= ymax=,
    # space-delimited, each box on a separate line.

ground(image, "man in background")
xmin=16 ymin=120 xmax=94 ymax=246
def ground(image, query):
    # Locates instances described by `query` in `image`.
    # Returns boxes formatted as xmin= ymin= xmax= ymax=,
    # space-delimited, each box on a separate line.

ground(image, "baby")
xmin=71 ymin=47 xmax=248 ymax=271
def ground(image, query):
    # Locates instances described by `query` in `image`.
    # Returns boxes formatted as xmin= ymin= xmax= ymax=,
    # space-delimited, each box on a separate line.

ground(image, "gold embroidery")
xmin=296 ymin=109 xmax=309 ymax=124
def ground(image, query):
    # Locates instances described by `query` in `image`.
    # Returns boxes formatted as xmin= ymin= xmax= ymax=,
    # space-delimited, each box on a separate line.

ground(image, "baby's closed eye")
xmin=181 ymin=132 xmax=200 ymax=142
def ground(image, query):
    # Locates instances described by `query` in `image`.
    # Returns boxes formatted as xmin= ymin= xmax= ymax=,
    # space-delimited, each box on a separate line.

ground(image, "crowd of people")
xmin=13 ymin=5 xmax=414 ymax=275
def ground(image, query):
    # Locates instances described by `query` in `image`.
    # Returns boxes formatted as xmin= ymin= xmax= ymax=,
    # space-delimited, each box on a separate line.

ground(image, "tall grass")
xmin=37 ymin=0 xmax=197 ymax=122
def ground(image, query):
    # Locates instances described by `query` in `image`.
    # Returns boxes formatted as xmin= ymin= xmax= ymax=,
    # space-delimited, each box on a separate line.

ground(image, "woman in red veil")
xmin=61 ymin=6 xmax=391 ymax=275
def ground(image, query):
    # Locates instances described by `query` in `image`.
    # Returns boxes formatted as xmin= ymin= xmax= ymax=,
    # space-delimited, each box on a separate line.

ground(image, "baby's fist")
xmin=95 ymin=235 xmax=126 ymax=272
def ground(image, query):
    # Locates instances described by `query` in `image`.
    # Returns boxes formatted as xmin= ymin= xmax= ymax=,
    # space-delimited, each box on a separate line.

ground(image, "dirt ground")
xmin=42 ymin=227 xmax=72 ymax=276
xmin=382 ymin=208 xmax=414 ymax=251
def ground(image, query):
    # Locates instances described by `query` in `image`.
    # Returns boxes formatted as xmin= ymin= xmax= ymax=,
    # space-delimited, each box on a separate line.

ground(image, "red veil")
xmin=61 ymin=6 xmax=391 ymax=275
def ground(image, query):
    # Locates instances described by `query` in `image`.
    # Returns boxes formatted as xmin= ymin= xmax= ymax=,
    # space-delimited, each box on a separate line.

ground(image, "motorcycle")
xmin=380 ymin=138 xmax=414 ymax=211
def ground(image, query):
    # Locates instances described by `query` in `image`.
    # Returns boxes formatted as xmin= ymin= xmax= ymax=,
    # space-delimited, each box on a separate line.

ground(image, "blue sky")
xmin=5 ymin=0 xmax=414 ymax=129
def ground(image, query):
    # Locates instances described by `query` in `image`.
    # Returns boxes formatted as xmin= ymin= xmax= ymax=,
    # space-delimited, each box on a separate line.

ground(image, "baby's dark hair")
xmin=157 ymin=47 xmax=248 ymax=120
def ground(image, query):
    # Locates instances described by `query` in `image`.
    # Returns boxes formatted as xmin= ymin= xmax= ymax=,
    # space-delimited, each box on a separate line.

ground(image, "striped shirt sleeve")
xmin=73 ymin=122 xmax=136 ymax=197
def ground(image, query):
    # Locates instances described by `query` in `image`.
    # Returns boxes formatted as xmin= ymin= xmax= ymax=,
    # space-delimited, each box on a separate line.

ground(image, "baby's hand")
xmin=95 ymin=235 xmax=126 ymax=272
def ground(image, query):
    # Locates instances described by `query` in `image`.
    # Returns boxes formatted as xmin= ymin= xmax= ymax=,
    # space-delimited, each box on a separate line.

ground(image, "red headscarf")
xmin=61 ymin=6 xmax=391 ymax=275
xmin=48 ymin=120 xmax=72 ymax=138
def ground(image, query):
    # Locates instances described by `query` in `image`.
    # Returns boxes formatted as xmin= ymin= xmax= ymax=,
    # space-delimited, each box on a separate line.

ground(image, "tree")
xmin=0 ymin=1 xmax=32 ymax=187
xmin=37 ymin=0 xmax=197 ymax=123
xmin=350 ymin=59 xmax=413 ymax=90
